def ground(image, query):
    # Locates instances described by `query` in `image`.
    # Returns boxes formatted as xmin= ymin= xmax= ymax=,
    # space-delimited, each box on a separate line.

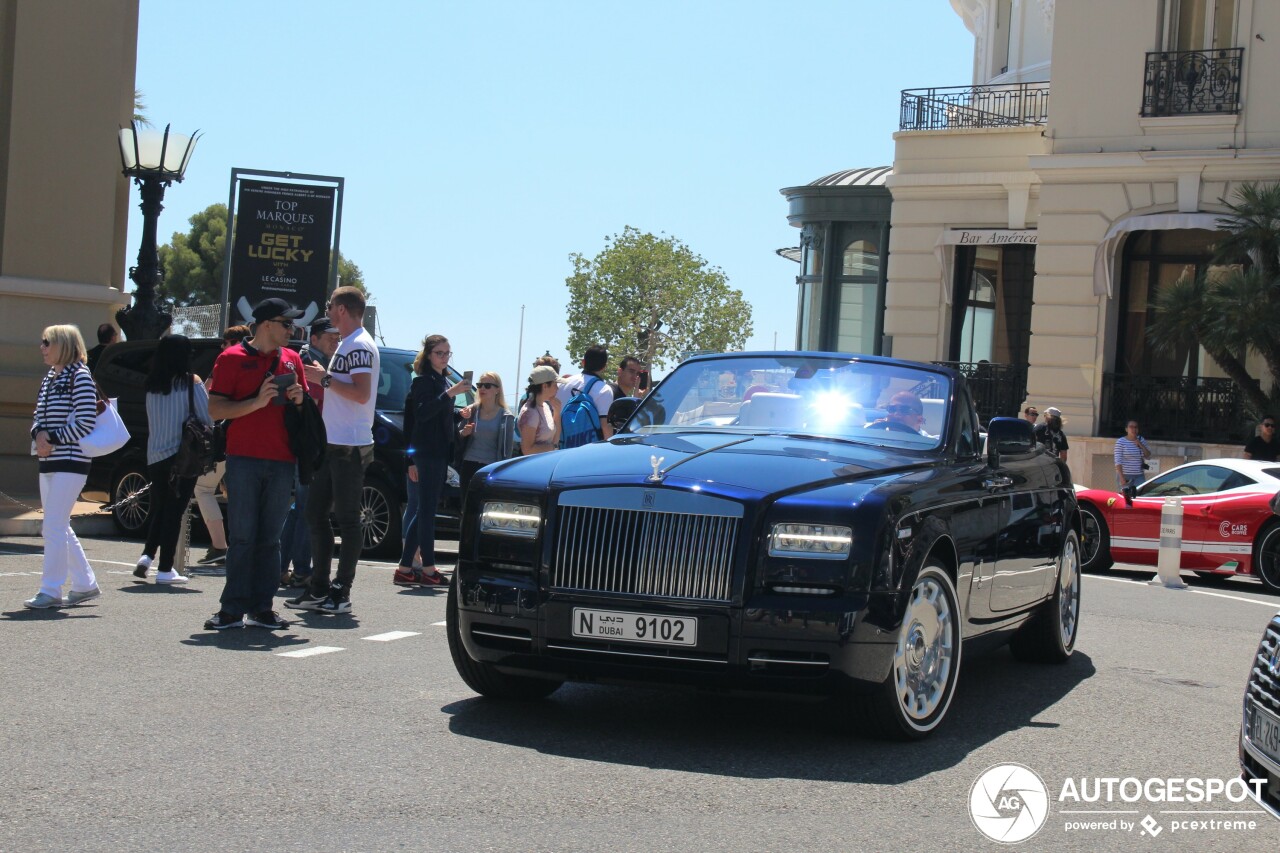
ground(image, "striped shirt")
xmin=1114 ymin=435 xmax=1149 ymax=476
xmin=31 ymin=361 xmax=97 ymax=474
xmin=146 ymin=380 xmax=212 ymax=465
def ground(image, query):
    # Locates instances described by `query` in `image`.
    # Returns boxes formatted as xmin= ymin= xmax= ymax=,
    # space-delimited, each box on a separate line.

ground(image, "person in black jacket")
xmin=395 ymin=334 xmax=470 ymax=587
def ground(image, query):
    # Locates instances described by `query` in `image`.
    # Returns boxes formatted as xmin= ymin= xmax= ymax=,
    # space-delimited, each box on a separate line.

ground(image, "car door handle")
xmin=983 ymin=476 xmax=1014 ymax=491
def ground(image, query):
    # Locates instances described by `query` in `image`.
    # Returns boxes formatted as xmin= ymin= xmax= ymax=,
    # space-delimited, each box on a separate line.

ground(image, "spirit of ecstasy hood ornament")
xmin=647 ymin=455 xmax=666 ymax=483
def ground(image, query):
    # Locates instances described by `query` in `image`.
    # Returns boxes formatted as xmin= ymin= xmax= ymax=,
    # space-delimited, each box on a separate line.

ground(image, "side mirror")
xmin=986 ymin=416 xmax=1036 ymax=464
xmin=607 ymin=396 xmax=640 ymax=432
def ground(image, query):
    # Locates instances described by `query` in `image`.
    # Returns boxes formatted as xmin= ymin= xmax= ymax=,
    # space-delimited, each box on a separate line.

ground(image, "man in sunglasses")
xmin=1244 ymin=415 xmax=1279 ymax=462
xmin=1022 ymin=406 xmax=1039 ymax=424
xmin=865 ymin=391 xmax=928 ymax=435
xmin=203 ymin=297 xmax=308 ymax=631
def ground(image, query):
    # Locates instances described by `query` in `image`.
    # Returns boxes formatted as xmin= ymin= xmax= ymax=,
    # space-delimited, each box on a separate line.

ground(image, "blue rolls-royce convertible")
xmin=448 ymin=351 xmax=1080 ymax=739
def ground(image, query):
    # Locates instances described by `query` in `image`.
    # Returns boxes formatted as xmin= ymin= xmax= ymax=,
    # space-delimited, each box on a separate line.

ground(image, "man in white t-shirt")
xmin=556 ymin=344 xmax=615 ymax=440
xmin=288 ymin=286 xmax=379 ymax=615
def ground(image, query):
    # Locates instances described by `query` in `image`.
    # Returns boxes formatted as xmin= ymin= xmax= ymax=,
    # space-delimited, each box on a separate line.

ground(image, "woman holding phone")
xmin=456 ymin=371 xmax=516 ymax=494
xmin=394 ymin=334 xmax=470 ymax=588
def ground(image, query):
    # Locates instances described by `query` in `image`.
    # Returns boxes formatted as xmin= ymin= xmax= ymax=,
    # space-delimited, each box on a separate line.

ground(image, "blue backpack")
xmin=559 ymin=375 xmax=604 ymax=449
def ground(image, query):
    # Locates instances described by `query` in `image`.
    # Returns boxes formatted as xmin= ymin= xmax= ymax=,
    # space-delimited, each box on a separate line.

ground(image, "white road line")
xmin=1088 ymin=573 xmax=1279 ymax=608
xmin=277 ymin=646 xmax=344 ymax=658
xmin=362 ymin=631 xmax=421 ymax=642
xmin=431 ymin=621 xmax=446 ymax=627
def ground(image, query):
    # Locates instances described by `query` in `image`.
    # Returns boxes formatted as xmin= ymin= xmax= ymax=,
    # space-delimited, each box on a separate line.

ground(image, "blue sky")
xmin=131 ymin=0 xmax=973 ymax=393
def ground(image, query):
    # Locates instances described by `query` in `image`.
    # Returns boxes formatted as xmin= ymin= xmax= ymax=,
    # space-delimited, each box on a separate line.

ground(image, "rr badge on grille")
xmin=643 ymin=490 xmax=655 ymax=507
xmin=647 ymin=455 xmax=666 ymax=484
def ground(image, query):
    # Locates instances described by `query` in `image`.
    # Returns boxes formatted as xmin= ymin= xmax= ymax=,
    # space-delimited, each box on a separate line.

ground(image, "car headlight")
xmin=768 ymin=523 xmax=852 ymax=559
xmin=480 ymin=501 xmax=541 ymax=538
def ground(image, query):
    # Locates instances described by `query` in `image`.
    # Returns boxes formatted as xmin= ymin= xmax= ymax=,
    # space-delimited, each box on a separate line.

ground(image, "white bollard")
xmin=1151 ymin=497 xmax=1188 ymax=589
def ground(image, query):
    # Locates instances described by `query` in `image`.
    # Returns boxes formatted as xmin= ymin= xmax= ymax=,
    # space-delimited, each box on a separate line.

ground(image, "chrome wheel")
xmin=1057 ymin=532 xmax=1081 ymax=648
xmin=111 ymin=469 xmax=151 ymax=535
xmin=360 ymin=482 xmax=392 ymax=552
xmin=893 ymin=571 xmax=958 ymax=723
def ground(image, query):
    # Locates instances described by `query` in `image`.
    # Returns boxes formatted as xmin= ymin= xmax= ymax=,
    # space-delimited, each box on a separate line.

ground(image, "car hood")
xmin=484 ymin=431 xmax=932 ymax=497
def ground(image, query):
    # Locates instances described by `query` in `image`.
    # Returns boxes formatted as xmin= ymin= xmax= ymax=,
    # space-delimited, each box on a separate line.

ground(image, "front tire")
xmin=1079 ymin=503 xmax=1113 ymax=573
xmin=1010 ymin=530 xmax=1081 ymax=663
xmin=855 ymin=564 xmax=961 ymax=740
xmin=1254 ymin=521 xmax=1280 ymax=594
xmin=109 ymin=463 xmax=151 ymax=536
xmin=446 ymin=575 xmax=563 ymax=699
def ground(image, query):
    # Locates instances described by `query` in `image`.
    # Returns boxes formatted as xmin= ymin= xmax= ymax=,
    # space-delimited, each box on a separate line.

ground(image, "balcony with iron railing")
xmin=899 ymin=82 xmax=1050 ymax=132
xmin=1101 ymin=373 xmax=1254 ymax=443
xmin=1141 ymin=47 xmax=1243 ymax=117
xmin=926 ymin=361 xmax=1028 ymax=424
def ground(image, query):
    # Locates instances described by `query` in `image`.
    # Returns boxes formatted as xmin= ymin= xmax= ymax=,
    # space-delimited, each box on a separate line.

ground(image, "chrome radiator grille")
xmin=552 ymin=500 xmax=740 ymax=602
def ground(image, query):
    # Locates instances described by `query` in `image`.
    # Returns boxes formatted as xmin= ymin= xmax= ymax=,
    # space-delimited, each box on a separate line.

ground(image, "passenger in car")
xmin=864 ymin=391 xmax=927 ymax=436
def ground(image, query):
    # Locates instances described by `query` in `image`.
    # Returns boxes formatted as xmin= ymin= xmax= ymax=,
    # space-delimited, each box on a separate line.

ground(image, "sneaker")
xmin=23 ymin=592 xmax=63 ymax=609
xmin=156 ymin=570 xmax=188 ymax=585
xmin=197 ymin=548 xmax=227 ymax=565
xmin=318 ymin=595 xmax=352 ymax=614
xmin=244 ymin=610 xmax=291 ymax=630
xmin=393 ymin=567 xmax=419 ymax=586
xmin=284 ymin=591 xmax=328 ymax=611
xmin=203 ymin=611 xmax=243 ymax=630
xmin=64 ymin=586 xmax=101 ymax=606
xmin=134 ymin=554 xmax=153 ymax=578
xmin=417 ymin=570 xmax=449 ymax=587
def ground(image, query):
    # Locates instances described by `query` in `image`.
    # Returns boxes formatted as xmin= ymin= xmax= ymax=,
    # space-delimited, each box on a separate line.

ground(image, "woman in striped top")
xmin=135 ymin=335 xmax=211 ymax=585
xmin=27 ymin=325 xmax=99 ymax=609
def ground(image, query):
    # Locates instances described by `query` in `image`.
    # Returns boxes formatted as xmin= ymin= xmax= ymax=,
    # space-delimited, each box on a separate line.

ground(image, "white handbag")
xmin=80 ymin=396 xmax=130 ymax=457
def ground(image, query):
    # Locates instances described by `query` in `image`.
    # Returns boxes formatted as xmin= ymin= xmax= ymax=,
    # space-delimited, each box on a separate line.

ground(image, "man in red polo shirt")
xmin=202 ymin=298 xmax=308 ymax=630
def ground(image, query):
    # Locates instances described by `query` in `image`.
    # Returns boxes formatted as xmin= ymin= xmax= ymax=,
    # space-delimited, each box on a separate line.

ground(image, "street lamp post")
xmin=115 ymin=122 xmax=200 ymax=340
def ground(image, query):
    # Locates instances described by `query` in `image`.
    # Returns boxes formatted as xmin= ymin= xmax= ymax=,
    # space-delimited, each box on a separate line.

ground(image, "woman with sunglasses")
xmin=395 ymin=334 xmax=470 ymax=588
xmin=518 ymin=364 xmax=562 ymax=455
xmin=456 ymin=371 xmax=516 ymax=494
xmin=26 ymin=325 xmax=99 ymax=609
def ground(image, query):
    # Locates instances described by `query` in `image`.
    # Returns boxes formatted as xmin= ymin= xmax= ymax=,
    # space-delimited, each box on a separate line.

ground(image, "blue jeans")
xmin=399 ymin=456 xmax=447 ymax=568
xmin=279 ymin=475 xmax=311 ymax=576
xmin=222 ymin=455 xmax=295 ymax=616
xmin=402 ymin=467 xmax=419 ymax=561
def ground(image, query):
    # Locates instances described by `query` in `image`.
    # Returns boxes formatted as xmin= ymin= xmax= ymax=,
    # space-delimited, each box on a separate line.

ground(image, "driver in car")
xmin=865 ymin=391 xmax=927 ymax=435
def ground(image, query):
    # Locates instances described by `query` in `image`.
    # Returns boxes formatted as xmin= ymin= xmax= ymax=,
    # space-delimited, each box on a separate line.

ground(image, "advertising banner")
xmin=225 ymin=178 xmax=337 ymax=327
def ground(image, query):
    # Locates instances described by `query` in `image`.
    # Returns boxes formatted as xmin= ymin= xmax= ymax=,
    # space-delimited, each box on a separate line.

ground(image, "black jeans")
xmin=305 ymin=444 xmax=373 ymax=596
xmin=144 ymin=454 xmax=197 ymax=572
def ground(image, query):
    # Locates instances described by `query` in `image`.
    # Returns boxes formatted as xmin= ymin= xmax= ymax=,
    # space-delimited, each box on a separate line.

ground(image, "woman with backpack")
xmin=518 ymin=364 xmax=562 ymax=455
xmin=133 ymin=334 xmax=211 ymax=585
xmin=25 ymin=325 xmax=100 ymax=609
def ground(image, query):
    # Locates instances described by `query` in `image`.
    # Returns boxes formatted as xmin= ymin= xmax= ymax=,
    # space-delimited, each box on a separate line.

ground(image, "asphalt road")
xmin=1 ymin=535 xmax=1279 ymax=853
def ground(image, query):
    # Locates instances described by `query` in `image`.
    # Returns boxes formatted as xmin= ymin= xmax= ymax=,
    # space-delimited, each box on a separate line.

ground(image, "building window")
xmin=834 ymin=236 xmax=883 ymax=355
xmin=1163 ymin=0 xmax=1237 ymax=51
xmin=949 ymin=245 xmax=1034 ymax=367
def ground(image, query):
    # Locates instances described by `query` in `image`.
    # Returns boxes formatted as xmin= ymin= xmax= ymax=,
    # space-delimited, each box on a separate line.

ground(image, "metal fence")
xmin=899 ymin=82 xmax=1050 ymax=131
xmin=1141 ymin=48 xmax=1243 ymax=117
xmin=1100 ymin=373 xmax=1252 ymax=443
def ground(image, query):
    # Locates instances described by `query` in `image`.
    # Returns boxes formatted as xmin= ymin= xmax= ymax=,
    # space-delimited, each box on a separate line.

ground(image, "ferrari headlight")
xmin=768 ymin=523 xmax=852 ymax=559
xmin=480 ymin=501 xmax=541 ymax=538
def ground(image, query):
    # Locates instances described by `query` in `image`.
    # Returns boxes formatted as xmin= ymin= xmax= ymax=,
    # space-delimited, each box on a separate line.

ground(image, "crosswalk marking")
xmin=277 ymin=646 xmax=344 ymax=658
xmin=362 ymin=631 xmax=421 ymax=642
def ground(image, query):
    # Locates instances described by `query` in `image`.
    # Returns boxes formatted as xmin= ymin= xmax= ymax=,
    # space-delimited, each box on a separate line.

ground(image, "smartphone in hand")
xmin=271 ymin=372 xmax=296 ymax=404
xmin=463 ymin=370 xmax=473 ymax=384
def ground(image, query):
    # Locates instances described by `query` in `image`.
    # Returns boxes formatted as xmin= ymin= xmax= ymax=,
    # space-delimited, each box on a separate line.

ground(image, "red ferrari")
xmin=1077 ymin=458 xmax=1280 ymax=592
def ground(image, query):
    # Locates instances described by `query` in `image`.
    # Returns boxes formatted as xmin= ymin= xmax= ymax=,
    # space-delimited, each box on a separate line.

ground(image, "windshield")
xmin=377 ymin=349 xmax=415 ymax=412
xmin=624 ymin=355 xmax=951 ymax=450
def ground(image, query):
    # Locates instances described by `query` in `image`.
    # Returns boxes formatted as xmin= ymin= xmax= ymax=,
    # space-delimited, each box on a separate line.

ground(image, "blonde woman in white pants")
xmin=28 ymin=325 xmax=99 ymax=609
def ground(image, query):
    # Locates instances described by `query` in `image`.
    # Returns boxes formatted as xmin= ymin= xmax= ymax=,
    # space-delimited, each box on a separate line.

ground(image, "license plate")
xmin=1249 ymin=702 xmax=1280 ymax=765
xmin=571 ymin=608 xmax=697 ymax=647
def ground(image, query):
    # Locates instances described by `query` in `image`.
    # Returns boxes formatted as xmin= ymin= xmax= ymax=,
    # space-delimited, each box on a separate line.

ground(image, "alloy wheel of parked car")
xmin=1078 ymin=504 xmax=1113 ymax=573
xmin=1253 ymin=521 xmax=1280 ymax=594
xmin=359 ymin=478 xmax=395 ymax=555
xmin=446 ymin=574 xmax=563 ymax=699
xmin=110 ymin=466 xmax=151 ymax=536
xmin=858 ymin=564 xmax=962 ymax=740
xmin=1011 ymin=529 xmax=1081 ymax=663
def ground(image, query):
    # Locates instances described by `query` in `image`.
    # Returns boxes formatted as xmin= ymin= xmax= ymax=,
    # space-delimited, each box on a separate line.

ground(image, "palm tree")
xmin=133 ymin=89 xmax=151 ymax=127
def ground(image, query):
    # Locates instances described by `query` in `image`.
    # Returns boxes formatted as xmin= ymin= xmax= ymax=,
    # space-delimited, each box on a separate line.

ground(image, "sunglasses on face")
xmin=887 ymin=404 xmax=922 ymax=416
xmin=1026 ymin=411 xmax=1038 ymax=417
xmin=476 ymin=382 xmax=499 ymax=390
xmin=265 ymin=318 xmax=294 ymax=329
xmin=1264 ymin=423 xmax=1276 ymax=428
xmin=40 ymin=339 xmax=50 ymax=347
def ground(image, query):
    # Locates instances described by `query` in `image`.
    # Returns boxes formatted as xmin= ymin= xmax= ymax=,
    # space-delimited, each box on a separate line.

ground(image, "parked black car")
xmin=1240 ymin=609 xmax=1280 ymax=818
xmin=89 ymin=340 xmax=472 ymax=557
xmin=449 ymin=351 xmax=1081 ymax=740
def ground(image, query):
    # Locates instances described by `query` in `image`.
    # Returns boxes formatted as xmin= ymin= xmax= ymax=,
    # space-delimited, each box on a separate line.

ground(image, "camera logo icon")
xmin=969 ymin=763 xmax=1050 ymax=844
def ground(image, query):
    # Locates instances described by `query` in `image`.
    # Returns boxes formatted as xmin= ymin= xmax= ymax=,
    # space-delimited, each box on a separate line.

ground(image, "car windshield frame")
xmin=620 ymin=353 xmax=953 ymax=452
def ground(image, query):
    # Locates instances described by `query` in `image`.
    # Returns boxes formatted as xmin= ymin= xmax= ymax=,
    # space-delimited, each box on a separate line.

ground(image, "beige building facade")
xmin=789 ymin=0 xmax=1280 ymax=488
xmin=0 ymin=0 xmax=138 ymax=486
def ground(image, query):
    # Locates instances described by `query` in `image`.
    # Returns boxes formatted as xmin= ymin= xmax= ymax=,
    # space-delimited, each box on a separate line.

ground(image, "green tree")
xmin=133 ymin=88 xmax=150 ymax=127
xmin=1149 ymin=182 xmax=1280 ymax=415
xmin=157 ymin=203 xmax=368 ymax=306
xmin=565 ymin=227 xmax=753 ymax=370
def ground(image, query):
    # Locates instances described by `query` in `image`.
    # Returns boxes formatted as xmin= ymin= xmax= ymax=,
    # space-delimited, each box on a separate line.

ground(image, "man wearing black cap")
xmin=202 ymin=297 xmax=309 ymax=631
